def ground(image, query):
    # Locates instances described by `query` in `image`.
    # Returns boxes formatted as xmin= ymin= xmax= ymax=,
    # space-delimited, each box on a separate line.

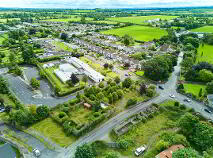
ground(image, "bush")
xmin=122 ymin=77 xmax=132 ymax=88
xmin=126 ymin=98 xmax=137 ymax=107
xmin=99 ymin=81 xmax=105 ymax=88
xmin=174 ymin=101 xmax=180 ymax=107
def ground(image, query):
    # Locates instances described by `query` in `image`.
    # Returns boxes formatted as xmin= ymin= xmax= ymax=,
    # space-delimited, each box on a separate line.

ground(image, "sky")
xmin=0 ymin=0 xmax=213 ymax=8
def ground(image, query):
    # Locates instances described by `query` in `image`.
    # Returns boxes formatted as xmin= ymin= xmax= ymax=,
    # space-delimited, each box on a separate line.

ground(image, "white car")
xmin=33 ymin=148 xmax=41 ymax=157
xmin=135 ymin=145 xmax=147 ymax=156
xmin=169 ymin=94 xmax=175 ymax=98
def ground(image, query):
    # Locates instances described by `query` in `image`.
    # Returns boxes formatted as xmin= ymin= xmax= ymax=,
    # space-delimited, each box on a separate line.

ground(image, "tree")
xmin=117 ymin=90 xmax=123 ymax=99
xmin=36 ymin=105 xmax=49 ymax=120
xmin=198 ymin=69 xmax=213 ymax=82
xmin=114 ymin=76 xmax=120 ymax=84
xmin=181 ymin=57 xmax=194 ymax=70
xmin=199 ymin=88 xmax=203 ymax=97
xmin=103 ymin=63 xmax=109 ymax=69
xmin=173 ymin=148 xmax=201 ymax=158
xmin=30 ymin=77 xmax=40 ymax=89
xmin=122 ymin=77 xmax=132 ymax=88
xmin=0 ymin=76 xmax=9 ymax=94
xmin=178 ymin=113 xmax=199 ymax=136
xmin=75 ymin=144 xmax=96 ymax=158
xmin=80 ymin=16 xmax=86 ymax=24
xmin=60 ymin=32 xmax=68 ymax=41
xmin=98 ymin=81 xmax=104 ymax=88
xmin=146 ymin=88 xmax=155 ymax=97
xmin=71 ymin=74 xmax=79 ymax=85
xmin=105 ymin=152 xmax=119 ymax=158
xmin=22 ymin=45 xmax=35 ymax=64
xmin=122 ymin=34 xmax=134 ymax=46
xmin=206 ymin=81 xmax=213 ymax=94
xmin=82 ymin=75 xmax=88 ymax=83
xmin=126 ymin=98 xmax=137 ymax=107
xmin=112 ymin=92 xmax=118 ymax=102
xmin=139 ymin=84 xmax=147 ymax=95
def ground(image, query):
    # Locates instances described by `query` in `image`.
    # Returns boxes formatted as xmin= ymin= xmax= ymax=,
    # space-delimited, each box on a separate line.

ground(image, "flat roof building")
xmin=67 ymin=57 xmax=105 ymax=83
xmin=54 ymin=63 xmax=79 ymax=83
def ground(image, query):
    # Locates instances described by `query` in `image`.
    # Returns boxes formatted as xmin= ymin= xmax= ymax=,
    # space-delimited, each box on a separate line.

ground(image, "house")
xmin=155 ymin=145 xmax=184 ymax=158
xmin=84 ymin=103 xmax=91 ymax=109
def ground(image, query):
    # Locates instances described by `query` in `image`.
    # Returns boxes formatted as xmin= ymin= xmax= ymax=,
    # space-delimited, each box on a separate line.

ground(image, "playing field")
xmin=190 ymin=26 xmax=213 ymax=33
xmin=107 ymin=15 xmax=177 ymax=25
xmin=196 ymin=44 xmax=213 ymax=64
xmin=101 ymin=25 xmax=167 ymax=42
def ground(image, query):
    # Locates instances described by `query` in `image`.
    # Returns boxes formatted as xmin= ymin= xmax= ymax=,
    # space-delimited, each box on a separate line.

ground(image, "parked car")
xmin=183 ymin=98 xmax=191 ymax=102
xmin=33 ymin=148 xmax=41 ymax=157
xmin=169 ymin=94 xmax=175 ymax=98
xmin=204 ymin=108 xmax=212 ymax=114
xmin=135 ymin=145 xmax=147 ymax=156
xmin=0 ymin=107 xmax=5 ymax=113
xmin=158 ymin=86 xmax=164 ymax=90
xmin=125 ymin=74 xmax=128 ymax=77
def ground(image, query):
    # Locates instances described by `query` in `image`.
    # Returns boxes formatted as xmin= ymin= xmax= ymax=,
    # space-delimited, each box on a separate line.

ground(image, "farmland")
xmin=190 ymin=26 xmax=213 ymax=33
xmin=107 ymin=15 xmax=178 ymax=25
xmin=42 ymin=17 xmax=93 ymax=22
xmin=101 ymin=25 xmax=168 ymax=41
xmin=196 ymin=44 xmax=213 ymax=64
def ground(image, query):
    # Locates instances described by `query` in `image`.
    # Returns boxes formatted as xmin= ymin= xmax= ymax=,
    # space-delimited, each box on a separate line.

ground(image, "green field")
xmin=0 ymin=18 xmax=20 ymax=23
xmin=183 ymin=83 xmax=206 ymax=97
xmin=101 ymin=25 xmax=167 ymax=42
xmin=190 ymin=26 xmax=213 ymax=33
xmin=196 ymin=44 xmax=213 ymax=64
xmin=107 ymin=15 xmax=177 ymax=25
xmin=29 ymin=118 xmax=76 ymax=147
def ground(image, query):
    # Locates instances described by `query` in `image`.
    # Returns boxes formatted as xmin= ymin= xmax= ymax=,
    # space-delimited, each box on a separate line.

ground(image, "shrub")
xmin=126 ymin=98 xmax=137 ymax=107
xmin=99 ymin=81 xmax=105 ymax=88
xmin=174 ymin=101 xmax=180 ymax=107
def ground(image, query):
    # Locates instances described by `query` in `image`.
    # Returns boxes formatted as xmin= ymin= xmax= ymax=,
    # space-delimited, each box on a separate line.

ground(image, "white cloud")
xmin=0 ymin=0 xmax=213 ymax=8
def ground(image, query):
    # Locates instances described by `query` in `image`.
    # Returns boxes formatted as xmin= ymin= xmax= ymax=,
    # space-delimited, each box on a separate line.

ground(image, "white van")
xmin=135 ymin=145 xmax=147 ymax=156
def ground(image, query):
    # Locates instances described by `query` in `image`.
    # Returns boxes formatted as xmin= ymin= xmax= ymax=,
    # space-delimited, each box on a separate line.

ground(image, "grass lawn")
xmin=107 ymin=15 xmax=177 ymax=25
xmin=29 ymin=118 xmax=76 ymax=147
xmin=101 ymin=25 xmax=168 ymax=42
xmin=183 ymin=83 xmax=206 ymax=97
xmin=52 ymin=41 xmax=73 ymax=52
xmin=135 ymin=71 xmax=144 ymax=77
xmin=196 ymin=44 xmax=213 ymax=64
xmin=190 ymin=26 xmax=213 ymax=33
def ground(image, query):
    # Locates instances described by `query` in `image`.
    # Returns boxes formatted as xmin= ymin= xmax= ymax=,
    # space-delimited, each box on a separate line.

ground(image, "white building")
xmin=67 ymin=57 xmax=105 ymax=83
xmin=54 ymin=63 xmax=79 ymax=83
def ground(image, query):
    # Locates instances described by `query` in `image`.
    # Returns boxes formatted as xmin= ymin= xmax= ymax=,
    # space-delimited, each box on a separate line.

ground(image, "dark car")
xmin=158 ymin=86 xmax=164 ymax=90
xmin=204 ymin=109 xmax=212 ymax=114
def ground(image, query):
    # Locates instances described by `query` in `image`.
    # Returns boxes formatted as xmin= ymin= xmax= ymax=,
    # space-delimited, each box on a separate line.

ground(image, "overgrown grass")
xmin=29 ymin=118 xmax=76 ymax=147
xmin=101 ymin=25 xmax=168 ymax=42
xmin=196 ymin=44 xmax=213 ymax=64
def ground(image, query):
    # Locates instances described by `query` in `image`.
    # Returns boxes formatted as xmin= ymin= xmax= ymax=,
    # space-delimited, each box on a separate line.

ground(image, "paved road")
xmin=58 ymin=52 xmax=213 ymax=158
